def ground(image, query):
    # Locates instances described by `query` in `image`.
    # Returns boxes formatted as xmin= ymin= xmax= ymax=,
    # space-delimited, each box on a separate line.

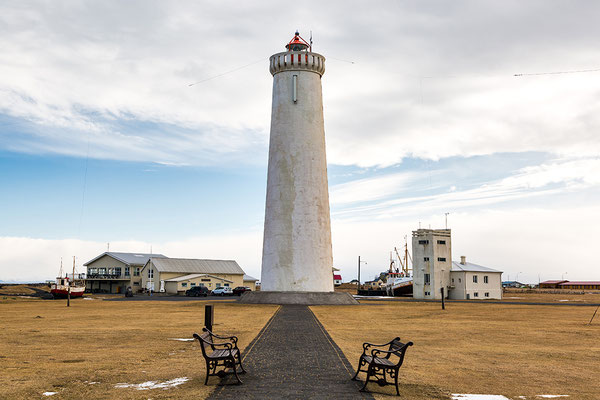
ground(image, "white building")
xmin=449 ymin=256 xmax=503 ymax=300
xmin=412 ymin=229 xmax=502 ymax=300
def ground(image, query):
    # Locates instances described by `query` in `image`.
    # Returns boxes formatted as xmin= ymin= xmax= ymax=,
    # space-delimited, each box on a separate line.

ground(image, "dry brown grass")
xmin=0 ymin=284 xmax=50 ymax=296
xmin=0 ymin=297 xmax=277 ymax=399
xmin=312 ymin=301 xmax=600 ymax=400
xmin=502 ymin=289 xmax=600 ymax=303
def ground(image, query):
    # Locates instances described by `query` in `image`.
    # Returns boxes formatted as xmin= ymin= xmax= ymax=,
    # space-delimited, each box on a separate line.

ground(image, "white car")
xmin=211 ymin=287 xmax=233 ymax=296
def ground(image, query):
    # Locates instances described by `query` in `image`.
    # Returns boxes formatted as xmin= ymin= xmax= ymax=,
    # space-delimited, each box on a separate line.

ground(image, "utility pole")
xmin=445 ymin=212 xmax=450 ymax=229
xmin=357 ymin=256 xmax=367 ymax=289
xmin=68 ymin=256 xmax=75 ymax=307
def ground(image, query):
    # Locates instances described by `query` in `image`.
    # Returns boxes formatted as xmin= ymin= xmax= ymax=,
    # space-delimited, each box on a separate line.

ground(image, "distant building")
xmin=333 ymin=274 xmax=342 ymax=286
xmin=539 ymin=280 xmax=569 ymax=289
xmin=412 ymin=229 xmax=502 ymax=300
xmin=558 ymin=281 xmax=600 ymax=290
xmin=141 ymin=257 xmax=247 ymax=294
xmin=84 ymin=252 xmax=166 ymax=294
xmin=502 ymin=281 xmax=525 ymax=288
xmin=364 ymin=278 xmax=384 ymax=289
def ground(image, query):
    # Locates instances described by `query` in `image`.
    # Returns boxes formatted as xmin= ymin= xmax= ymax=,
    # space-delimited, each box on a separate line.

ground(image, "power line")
xmin=515 ymin=68 xmax=600 ymax=77
xmin=188 ymin=58 xmax=267 ymax=87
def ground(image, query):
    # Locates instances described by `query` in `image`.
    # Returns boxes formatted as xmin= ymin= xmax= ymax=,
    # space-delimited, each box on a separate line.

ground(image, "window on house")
xmin=474 ymin=292 xmax=479 ymax=297
xmin=484 ymin=275 xmax=489 ymax=284
xmin=133 ymin=281 xmax=140 ymax=285
xmin=418 ymin=240 xmax=429 ymax=245
xmin=125 ymin=267 xmax=130 ymax=277
xmin=216 ymin=283 xmax=222 ymax=288
xmin=224 ymin=283 xmax=229 ymax=287
xmin=437 ymin=257 xmax=446 ymax=262
xmin=424 ymin=291 xmax=430 ymax=296
xmin=134 ymin=267 xmax=140 ymax=276
xmin=114 ymin=267 xmax=122 ymax=276
xmin=452 ymin=278 xmax=455 ymax=283
xmin=201 ymin=278 xmax=211 ymax=282
xmin=485 ymin=292 xmax=490 ymax=297
xmin=473 ymin=275 xmax=478 ymax=283
xmin=191 ymin=283 xmax=196 ymax=286
xmin=148 ymin=269 xmax=154 ymax=279
xmin=424 ymin=257 xmax=430 ymax=261
xmin=181 ymin=283 xmax=187 ymax=287
xmin=459 ymin=278 xmax=462 ymax=283
xmin=437 ymin=240 xmax=446 ymax=244
xmin=424 ymin=274 xmax=431 ymax=285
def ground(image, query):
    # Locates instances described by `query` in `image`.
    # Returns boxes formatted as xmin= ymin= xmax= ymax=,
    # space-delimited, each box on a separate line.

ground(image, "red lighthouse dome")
xmin=285 ymin=31 xmax=310 ymax=52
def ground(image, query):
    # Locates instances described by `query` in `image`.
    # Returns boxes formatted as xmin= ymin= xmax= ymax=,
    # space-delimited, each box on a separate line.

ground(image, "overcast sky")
xmin=1 ymin=1 xmax=599 ymax=283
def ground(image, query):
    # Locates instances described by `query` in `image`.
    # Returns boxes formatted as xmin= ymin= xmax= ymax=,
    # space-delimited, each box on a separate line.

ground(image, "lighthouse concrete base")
xmin=238 ymin=291 xmax=359 ymax=305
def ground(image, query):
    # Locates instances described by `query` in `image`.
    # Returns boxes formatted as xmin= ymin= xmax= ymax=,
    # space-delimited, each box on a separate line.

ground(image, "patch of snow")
xmin=42 ymin=392 xmax=57 ymax=396
xmin=82 ymin=297 xmax=95 ymax=300
xmin=115 ymin=377 xmax=189 ymax=390
xmin=353 ymin=295 xmax=392 ymax=299
xmin=505 ymin=297 xmax=523 ymax=299
xmin=168 ymin=338 xmax=194 ymax=341
xmin=559 ymin=300 xmax=569 ymax=302
xmin=452 ymin=395 xmax=510 ymax=400
xmin=536 ymin=396 xmax=569 ymax=398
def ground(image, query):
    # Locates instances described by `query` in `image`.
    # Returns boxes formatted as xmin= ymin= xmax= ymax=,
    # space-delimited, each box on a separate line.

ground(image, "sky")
xmin=1 ymin=0 xmax=599 ymax=283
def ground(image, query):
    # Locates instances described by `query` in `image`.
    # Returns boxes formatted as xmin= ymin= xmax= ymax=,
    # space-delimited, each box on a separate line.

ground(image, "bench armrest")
xmin=361 ymin=337 xmax=401 ymax=354
xmin=371 ymin=342 xmax=413 ymax=359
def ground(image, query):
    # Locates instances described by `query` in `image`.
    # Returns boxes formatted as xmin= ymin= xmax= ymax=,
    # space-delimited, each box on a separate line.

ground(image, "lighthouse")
xmin=260 ymin=31 xmax=333 ymax=293
xmin=241 ymin=32 xmax=357 ymax=304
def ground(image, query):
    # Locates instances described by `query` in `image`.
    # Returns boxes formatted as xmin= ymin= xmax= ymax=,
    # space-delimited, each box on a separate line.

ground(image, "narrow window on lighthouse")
xmin=292 ymin=74 xmax=298 ymax=103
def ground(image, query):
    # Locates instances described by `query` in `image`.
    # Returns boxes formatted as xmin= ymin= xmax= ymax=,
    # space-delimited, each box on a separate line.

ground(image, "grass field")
xmin=312 ymin=301 xmax=600 ymax=399
xmin=2 ymin=295 xmax=599 ymax=400
xmin=0 ymin=298 xmax=277 ymax=399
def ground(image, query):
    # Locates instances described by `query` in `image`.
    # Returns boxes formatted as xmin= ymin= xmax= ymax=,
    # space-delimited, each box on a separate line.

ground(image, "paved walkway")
xmin=208 ymin=305 xmax=373 ymax=399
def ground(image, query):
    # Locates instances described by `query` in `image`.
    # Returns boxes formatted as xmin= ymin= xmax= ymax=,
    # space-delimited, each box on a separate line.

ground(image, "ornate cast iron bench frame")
xmin=351 ymin=337 xmax=413 ymax=395
xmin=193 ymin=327 xmax=246 ymax=385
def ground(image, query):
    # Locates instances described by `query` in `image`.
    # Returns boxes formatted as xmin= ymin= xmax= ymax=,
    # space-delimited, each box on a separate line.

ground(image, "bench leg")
xmin=360 ymin=365 xmax=373 ymax=392
xmin=351 ymin=357 xmax=364 ymax=381
xmin=394 ymin=368 xmax=400 ymax=396
xmin=230 ymin=358 xmax=243 ymax=385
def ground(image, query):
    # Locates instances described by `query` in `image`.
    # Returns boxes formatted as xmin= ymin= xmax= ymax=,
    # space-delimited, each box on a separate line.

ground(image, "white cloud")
xmin=1 ymin=1 xmax=600 ymax=166
xmin=331 ymin=157 xmax=600 ymax=219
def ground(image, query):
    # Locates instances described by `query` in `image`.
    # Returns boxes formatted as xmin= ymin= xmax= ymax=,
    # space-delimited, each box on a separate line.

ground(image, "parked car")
xmin=233 ymin=286 xmax=252 ymax=296
xmin=185 ymin=286 xmax=209 ymax=297
xmin=211 ymin=287 xmax=233 ymax=296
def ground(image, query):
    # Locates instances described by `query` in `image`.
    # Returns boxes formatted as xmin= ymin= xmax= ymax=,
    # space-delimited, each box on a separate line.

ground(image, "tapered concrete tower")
xmin=261 ymin=32 xmax=333 ymax=292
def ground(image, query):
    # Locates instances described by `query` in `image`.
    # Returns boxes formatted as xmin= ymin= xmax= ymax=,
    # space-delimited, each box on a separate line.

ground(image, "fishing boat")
xmin=385 ymin=239 xmax=413 ymax=297
xmin=50 ymin=257 xmax=85 ymax=299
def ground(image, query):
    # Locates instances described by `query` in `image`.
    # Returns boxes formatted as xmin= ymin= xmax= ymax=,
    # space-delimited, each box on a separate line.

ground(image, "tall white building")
xmin=260 ymin=32 xmax=333 ymax=292
xmin=412 ymin=229 xmax=452 ymax=300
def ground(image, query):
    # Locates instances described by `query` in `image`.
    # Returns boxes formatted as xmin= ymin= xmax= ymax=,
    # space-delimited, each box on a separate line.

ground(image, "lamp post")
xmin=358 ymin=256 xmax=367 ymax=289
xmin=516 ymin=271 xmax=523 ymax=283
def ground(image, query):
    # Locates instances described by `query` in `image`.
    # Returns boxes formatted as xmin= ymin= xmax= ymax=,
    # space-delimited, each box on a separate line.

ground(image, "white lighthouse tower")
xmin=260 ymin=31 xmax=333 ymax=293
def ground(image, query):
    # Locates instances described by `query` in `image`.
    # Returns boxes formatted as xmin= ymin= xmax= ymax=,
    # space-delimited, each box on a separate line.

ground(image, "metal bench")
xmin=193 ymin=327 xmax=246 ymax=385
xmin=351 ymin=337 xmax=413 ymax=395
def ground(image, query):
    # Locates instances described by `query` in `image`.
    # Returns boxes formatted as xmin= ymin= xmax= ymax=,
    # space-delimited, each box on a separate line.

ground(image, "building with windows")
xmin=558 ymin=281 xmax=600 ymax=290
xmin=412 ymin=229 xmax=452 ymax=300
xmin=412 ymin=228 xmax=503 ymax=300
xmin=141 ymin=257 xmax=246 ymax=294
xmin=539 ymin=280 xmax=569 ymax=289
xmin=84 ymin=252 xmax=166 ymax=294
xmin=449 ymin=256 xmax=503 ymax=300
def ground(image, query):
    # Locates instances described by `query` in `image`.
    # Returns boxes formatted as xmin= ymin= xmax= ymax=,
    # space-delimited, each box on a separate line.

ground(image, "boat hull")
xmin=51 ymin=287 xmax=85 ymax=299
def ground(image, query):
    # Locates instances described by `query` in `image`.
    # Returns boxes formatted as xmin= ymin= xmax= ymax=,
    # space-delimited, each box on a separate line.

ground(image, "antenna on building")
xmin=310 ymin=30 xmax=313 ymax=52
xmin=419 ymin=221 xmax=421 ymax=229
xmin=445 ymin=212 xmax=450 ymax=229
xmin=150 ymin=245 xmax=153 ymax=254
xmin=107 ymin=242 xmax=110 ymax=252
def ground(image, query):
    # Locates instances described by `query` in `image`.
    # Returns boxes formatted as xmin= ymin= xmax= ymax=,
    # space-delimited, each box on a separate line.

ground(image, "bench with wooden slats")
xmin=193 ymin=327 xmax=246 ymax=385
xmin=351 ymin=337 xmax=413 ymax=395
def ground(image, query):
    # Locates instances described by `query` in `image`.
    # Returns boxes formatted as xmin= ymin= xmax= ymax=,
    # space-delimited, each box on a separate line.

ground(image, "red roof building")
xmin=333 ymin=274 xmax=342 ymax=286
xmin=539 ymin=280 xmax=569 ymax=289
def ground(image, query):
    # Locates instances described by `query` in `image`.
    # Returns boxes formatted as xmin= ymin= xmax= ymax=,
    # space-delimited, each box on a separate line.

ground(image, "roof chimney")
xmin=460 ymin=256 xmax=466 ymax=265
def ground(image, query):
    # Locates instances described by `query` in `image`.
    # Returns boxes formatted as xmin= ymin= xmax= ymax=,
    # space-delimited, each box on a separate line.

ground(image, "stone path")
xmin=208 ymin=305 xmax=373 ymax=399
